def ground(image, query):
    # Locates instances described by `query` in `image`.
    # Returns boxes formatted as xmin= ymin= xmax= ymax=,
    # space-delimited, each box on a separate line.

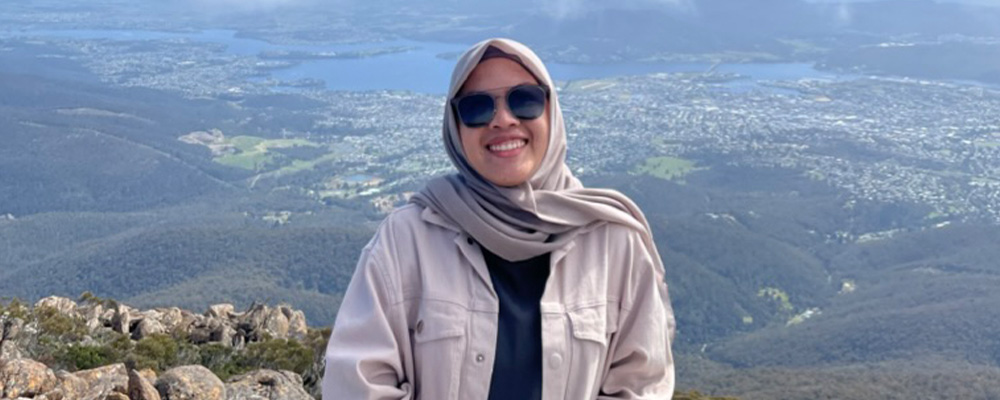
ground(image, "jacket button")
xmin=467 ymin=237 xmax=475 ymax=245
xmin=549 ymin=353 xmax=563 ymax=369
xmin=415 ymin=320 xmax=424 ymax=334
xmin=475 ymin=354 xmax=485 ymax=363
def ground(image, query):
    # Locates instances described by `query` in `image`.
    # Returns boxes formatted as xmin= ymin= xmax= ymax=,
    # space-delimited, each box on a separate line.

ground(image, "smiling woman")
xmin=322 ymin=38 xmax=676 ymax=400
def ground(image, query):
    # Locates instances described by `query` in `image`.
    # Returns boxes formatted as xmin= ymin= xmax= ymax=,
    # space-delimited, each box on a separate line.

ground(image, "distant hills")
xmin=0 ymin=216 xmax=372 ymax=326
xmin=396 ymin=0 xmax=1000 ymax=83
xmin=6 ymin=68 xmax=999 ymax=371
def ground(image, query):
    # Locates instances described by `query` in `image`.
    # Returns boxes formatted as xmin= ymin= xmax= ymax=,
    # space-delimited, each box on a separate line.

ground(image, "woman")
xmin=323 ymin=38 xmax=675 ymax=400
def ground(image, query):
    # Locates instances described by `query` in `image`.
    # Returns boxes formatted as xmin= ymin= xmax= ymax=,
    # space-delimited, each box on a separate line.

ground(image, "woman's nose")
xmin=490 ymin=99 xmax=520 ymax=129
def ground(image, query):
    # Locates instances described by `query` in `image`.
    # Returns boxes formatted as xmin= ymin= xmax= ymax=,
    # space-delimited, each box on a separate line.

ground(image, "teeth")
xmin=488 ymin=139 xmax=527 ymax=152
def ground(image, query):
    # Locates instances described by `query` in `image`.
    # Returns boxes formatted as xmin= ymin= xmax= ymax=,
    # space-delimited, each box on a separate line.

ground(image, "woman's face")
xmin=457 ymin=58 xmax=550 ymax=187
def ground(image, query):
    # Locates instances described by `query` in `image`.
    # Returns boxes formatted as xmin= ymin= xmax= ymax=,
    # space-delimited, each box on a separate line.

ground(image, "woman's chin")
xmin=484 ymin=170 xmax=531 ymax=187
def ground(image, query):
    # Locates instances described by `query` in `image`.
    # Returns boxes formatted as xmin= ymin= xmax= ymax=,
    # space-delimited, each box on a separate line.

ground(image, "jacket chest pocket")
xmin=566 ymin=303 xmax=618 ymax=395
xmin=568 ymin=304 xmax=618 ymax=346
xmin=410 ymin=301 xmax=468 ymax=400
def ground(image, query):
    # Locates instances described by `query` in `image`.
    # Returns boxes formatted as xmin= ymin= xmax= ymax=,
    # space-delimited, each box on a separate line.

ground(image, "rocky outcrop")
xmin=0 ymin=317 xmax=25 ymax=360
xmin=189 ymin=318 xmax=225 ymax=345
xmin=0 ymin=363 xmax=317 ymax=400
xmin=128 ymin=368 xmax=161 ymax=400
xmin=0 ymin=358 xmax=58 ymax=398
xmin=33 ymin=297 xmax=76 ymax=316
xmin=6 ymin=360 xmax=160 ymax=400
xmin=44 ymin=370 xmax=89 ymax=400
xmin=137 ymin=369 xmax=157 ymax=384
xmin=156 ymin=307 xmax=184 ymax=334
xmin=225 ymin=369 xmax=313 ymax=400
xmin=156 ymin=365 xmax=226 ymax=400
xmin=242 ymin=303 xmax=307 ymax=342
xmin=73 ymin=363 xmax=128 ymax=399
xmin=0 ymin=298 xmax=321 ymax=400
xmin=0 ymin=361 xmax=279 ymax=400
xmin=135 ymin=317 xmax=167 ymax=340
xmin=14 ymin=297 xmax=307 ymax=350
xmin=111 ymin=304 xmax=132 ymax=335
xmin=207 ymin=304 xmax=235 ymax=320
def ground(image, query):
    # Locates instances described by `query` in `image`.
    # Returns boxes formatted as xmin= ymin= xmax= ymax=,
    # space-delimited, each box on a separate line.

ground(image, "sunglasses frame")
xmin=451 ymin=84 xmax=550 ymax=128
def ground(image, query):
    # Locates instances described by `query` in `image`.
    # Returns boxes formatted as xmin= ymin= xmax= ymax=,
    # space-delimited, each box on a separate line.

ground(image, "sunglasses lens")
xmin=456 ymin=94 xmax=495 ymax=127
xmin=508 ymin=85 xmax=547 ymax=120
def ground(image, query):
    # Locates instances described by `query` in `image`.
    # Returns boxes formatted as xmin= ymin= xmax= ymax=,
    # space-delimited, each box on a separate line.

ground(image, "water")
xmin=1 ymin=28 xmax=843 ymax=94
xmin=344 ymin=174 xmax=374 ymax=183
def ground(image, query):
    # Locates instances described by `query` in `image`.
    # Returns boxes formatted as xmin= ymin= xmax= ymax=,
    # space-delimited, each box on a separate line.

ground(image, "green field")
xmin=634 ymin=156 xmax=706 ymax=182
xmin=214 ymin=136 xmax=321 ymax=171
xmin=561 ymin=79 xmax=617 ymax=92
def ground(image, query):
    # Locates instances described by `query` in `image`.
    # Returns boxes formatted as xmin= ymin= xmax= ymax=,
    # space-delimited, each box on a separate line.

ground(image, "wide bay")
xmin=1 ymin=28 xmax=845 ymax=94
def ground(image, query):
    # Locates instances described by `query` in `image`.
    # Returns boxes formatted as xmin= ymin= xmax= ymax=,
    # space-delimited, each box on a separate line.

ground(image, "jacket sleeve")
xmin=598 ymin=229 xmax=676 ymax=400
xmin=322 ymin=236 xmax=413 ymax=400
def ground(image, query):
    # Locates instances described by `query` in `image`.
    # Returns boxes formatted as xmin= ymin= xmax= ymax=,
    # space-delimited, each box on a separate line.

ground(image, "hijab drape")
xmin=410 ymin=38 xmax=663 ymax=269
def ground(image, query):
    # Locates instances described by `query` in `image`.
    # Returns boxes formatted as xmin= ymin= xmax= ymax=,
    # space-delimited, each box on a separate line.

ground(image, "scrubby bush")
xmin=59 ymin=345 xmax=117 ymax=370
xmin=241 ymin=338 xmax=314 ymax=375
xmin=301 ymin=327 xmax=331 ymax=396
xmin=78 ymin=291 xmax=118 ymax=308
xmin=200 ymin=343 xmax=252 ymax=380
xmin=304 ymin=327 xmax=331 ymax=355
xmin=53 ymin=332 xmax=129 ymax=371
xmin=674 ymin=390 xmax=740 ymax=400
xmin=127 ymin=334 xmax=180 ymax=371
xmin=35 ymin=306 xmax=88 ymax=341
xmin=0 ymin=297 xmax=29 ymax=320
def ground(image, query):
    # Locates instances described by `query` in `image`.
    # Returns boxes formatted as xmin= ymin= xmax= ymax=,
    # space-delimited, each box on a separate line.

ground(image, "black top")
xmin=482 ymin=246 xmax=551 ymax=400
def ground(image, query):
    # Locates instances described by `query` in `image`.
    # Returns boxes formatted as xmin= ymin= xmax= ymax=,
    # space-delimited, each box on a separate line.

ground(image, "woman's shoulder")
xmin=575 ymin=219 xmax=661 ymax=275
xmin=579 ymin=218 xmax=646 ymax=245
xmin=381 ymin=203 xmax=425 ymax=225
xmin=367 ymin=203 xmax=456 ymax=254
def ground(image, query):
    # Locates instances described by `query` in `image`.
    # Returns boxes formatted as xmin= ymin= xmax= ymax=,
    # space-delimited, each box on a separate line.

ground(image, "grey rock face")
xmin=284 ymin=308 xmax=308 ymax=340
xmin=157 ymin=307 xmax=185 ymax=334
xmin=188 ymin=317 xmax=222 ymax=345
xmin=111 ymin=304 xmax=132 ymax=335
xmin=73 ymin=363 xmax=128 ymax=400
xmin=156 ymin=365 xmax=226 ymax=400
xmin=0 ymin=358 xmax=58 ymax=398
xmin=33 ymin=297 xmax=77 ymax=315
xmin=43 ymin=370 xmax=89 ymax=400
xmin=225 ymin=369 xmax=313 ymax=400
xmin=105 ymin=392 xmax=130 ymax=400
xmin=0 ymin=317 xmax=26 ymax=360
xmin=207 ymin=304 xmax=235 ymax=319
xmin=264 ymin=307 xmax=290 ymax=339
xmin=128 ymin=368 xmax=162 ymax=400
xmin=79 ymin=303 xmax=106 ymax=331
xmin=135 ymin=318 xmax=167 ymax=340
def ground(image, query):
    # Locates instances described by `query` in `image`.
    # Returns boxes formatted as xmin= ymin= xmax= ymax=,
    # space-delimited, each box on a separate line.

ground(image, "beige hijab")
xmin=410 ymin=38 xmax=663 ymax=268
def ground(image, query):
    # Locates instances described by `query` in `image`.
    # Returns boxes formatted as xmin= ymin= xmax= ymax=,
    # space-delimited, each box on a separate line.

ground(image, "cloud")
xmin=835 ymin=2 xmax=852 ymax=25
xmin=540 ymin=0 xmax=695 ymax=20
xmin=175 ymin=0 xmax=320 ymax=13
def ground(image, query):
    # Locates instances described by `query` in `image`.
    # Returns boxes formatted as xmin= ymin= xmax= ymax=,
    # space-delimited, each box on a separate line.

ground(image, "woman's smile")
xmin=487 ymin=138 xmax=528 ymax=155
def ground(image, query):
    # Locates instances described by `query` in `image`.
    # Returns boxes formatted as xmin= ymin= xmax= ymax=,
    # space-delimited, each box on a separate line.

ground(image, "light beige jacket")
xmin=322 ymin=204 xmax=675 ymax=399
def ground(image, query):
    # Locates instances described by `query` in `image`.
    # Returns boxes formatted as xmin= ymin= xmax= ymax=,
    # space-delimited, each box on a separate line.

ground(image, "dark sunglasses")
xmin=451 ymin=84 xmax=550 ymax=128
